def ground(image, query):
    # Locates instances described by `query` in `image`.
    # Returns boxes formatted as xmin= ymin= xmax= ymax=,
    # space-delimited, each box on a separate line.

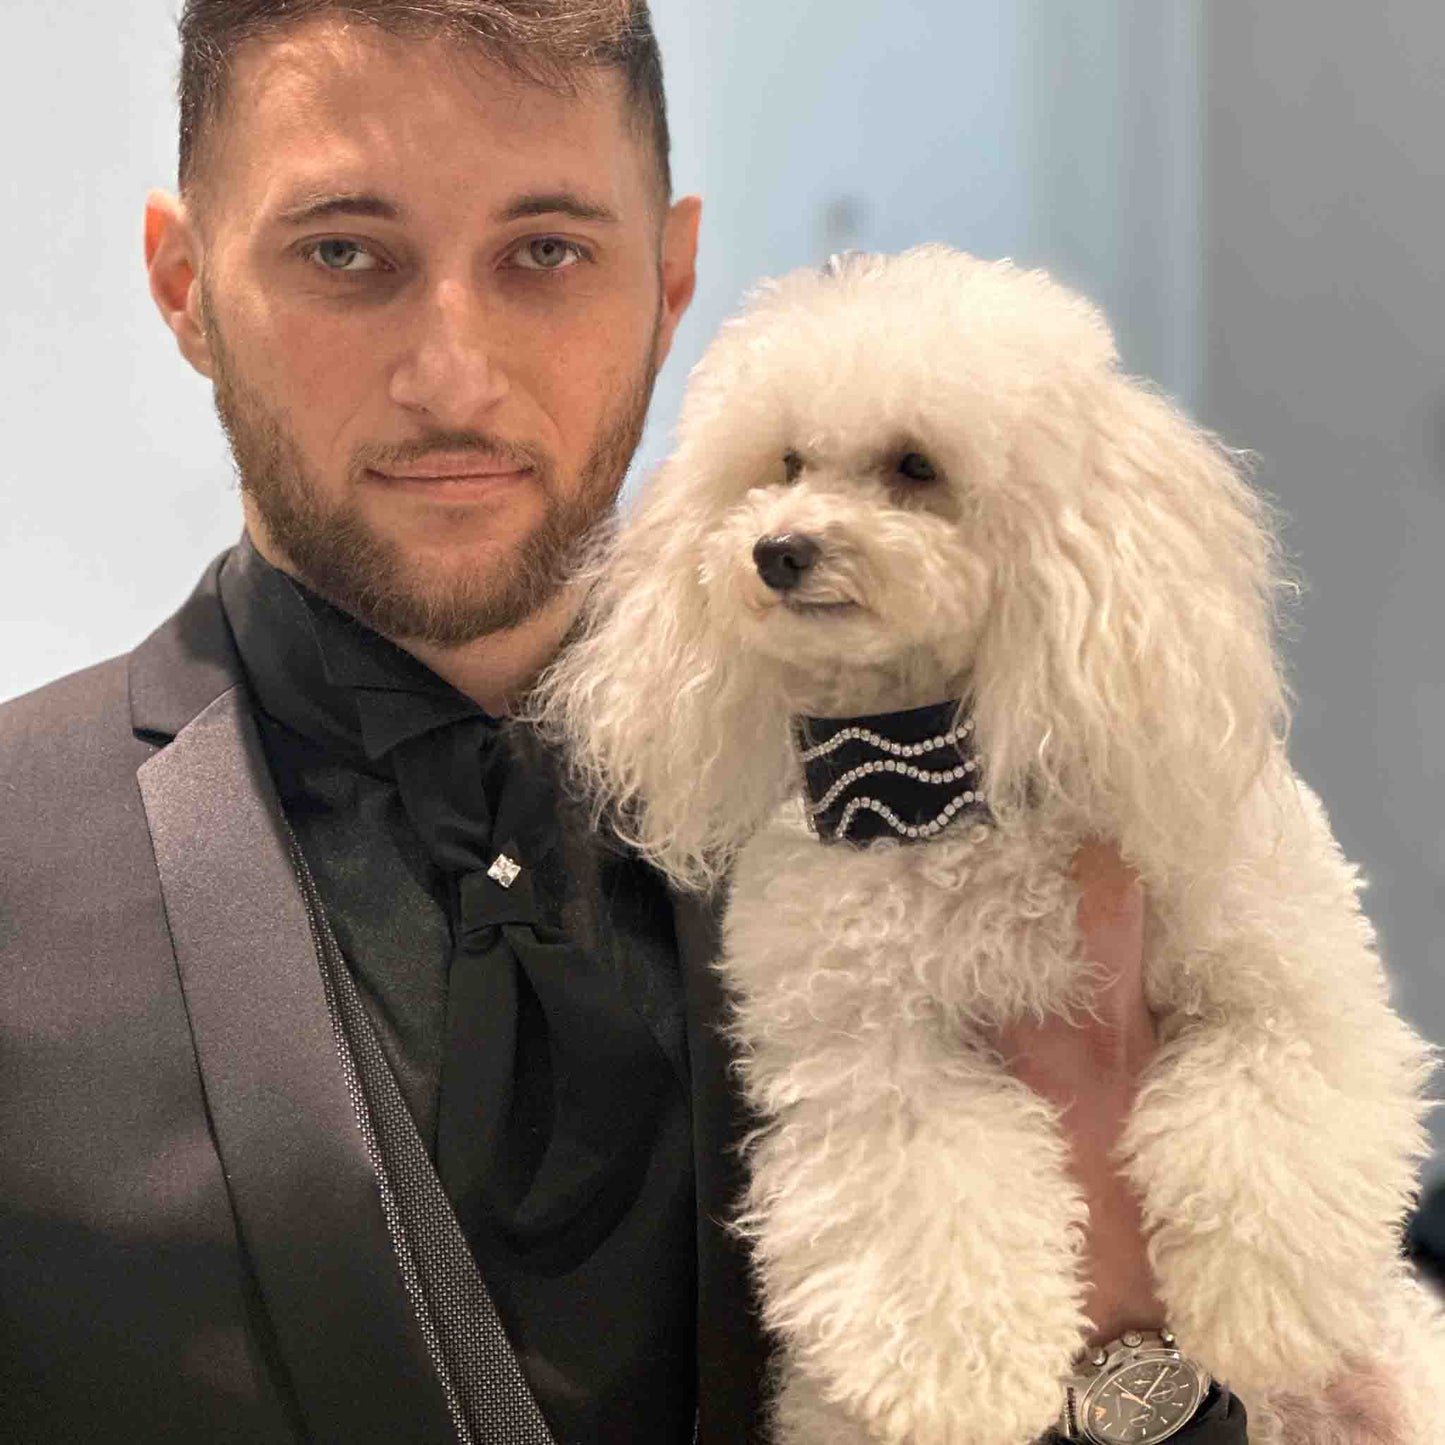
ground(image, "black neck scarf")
xmin=796 ymin=699 xmax=991 ymax=845
xmin=220 ymin=537 xmax=679 ymax=1265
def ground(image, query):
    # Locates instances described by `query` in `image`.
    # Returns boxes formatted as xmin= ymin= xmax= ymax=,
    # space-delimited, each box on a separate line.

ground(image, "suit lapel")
xmin=674 ymin=890 xmax=773 ymax=1445
xmin=133 ymin=559 xmax=457 ymax=1445
xmin=128 ymin=554 xmax=246 ymax=744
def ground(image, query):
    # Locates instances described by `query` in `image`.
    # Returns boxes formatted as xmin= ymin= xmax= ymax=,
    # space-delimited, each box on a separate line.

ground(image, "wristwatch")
xmin=1058 ymin=1328 xmax=1212 ymax=1443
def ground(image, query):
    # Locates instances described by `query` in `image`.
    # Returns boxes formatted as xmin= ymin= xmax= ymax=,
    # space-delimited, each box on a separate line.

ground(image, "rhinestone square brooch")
xmin=487 ymin=853 xmax=522 ymax=889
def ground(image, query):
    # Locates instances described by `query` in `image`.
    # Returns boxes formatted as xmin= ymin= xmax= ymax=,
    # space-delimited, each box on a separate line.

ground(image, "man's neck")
xmin=243 ymin=517 xmax=579 ymax=717
xmin=403 ymin=584 xmax=580 ymax=717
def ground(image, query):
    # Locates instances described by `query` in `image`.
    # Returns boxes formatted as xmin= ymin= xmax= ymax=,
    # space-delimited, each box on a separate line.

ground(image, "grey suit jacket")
xmin=0 ymin=554 xmax=768 ymax=1444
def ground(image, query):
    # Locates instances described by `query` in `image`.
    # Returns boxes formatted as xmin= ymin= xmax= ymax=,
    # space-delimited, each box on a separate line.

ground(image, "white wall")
xmin=1 ymin=1 xmax=236 ymax=701
xmin=1202 ymin=3 xmax=1445 ymax=1172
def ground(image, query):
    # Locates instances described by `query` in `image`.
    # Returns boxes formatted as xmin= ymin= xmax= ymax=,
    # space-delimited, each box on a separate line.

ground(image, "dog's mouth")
xmin=779 ymin=597 xmax=862 ymax=617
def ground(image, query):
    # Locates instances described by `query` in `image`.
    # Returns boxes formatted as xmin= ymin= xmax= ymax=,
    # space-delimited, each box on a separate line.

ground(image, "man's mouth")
xmin=364 ymin=454 xmax=535 ymax=495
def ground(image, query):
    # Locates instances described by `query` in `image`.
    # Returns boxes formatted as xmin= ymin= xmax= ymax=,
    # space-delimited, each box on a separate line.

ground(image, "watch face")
xmin=1079 ymin=1351 xmax=1205 ymax=1445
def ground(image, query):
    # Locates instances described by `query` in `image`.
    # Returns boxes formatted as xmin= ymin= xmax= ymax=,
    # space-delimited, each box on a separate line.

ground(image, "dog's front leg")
xmin=1119 ymin=995 xmax=1445 ymax=1441
xmin=743 ymin=1041 xmax=1091 ymax=1445
xmin=1110 ymin=767 xmax=1445 ymax=1438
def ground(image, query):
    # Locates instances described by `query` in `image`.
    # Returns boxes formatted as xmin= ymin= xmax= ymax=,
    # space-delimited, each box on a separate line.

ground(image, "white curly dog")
xmin=533 ymin=247 xmax=1445 ymax=1445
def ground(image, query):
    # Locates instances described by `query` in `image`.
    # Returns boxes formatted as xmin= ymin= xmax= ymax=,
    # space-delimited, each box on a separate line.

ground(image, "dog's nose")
xmin=753 ymin=534 xmax=821 ymax=591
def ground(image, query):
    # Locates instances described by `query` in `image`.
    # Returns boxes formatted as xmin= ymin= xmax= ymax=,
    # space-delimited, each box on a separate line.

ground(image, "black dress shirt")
xmin=218 ymin=536 xmax=697 ymax=1445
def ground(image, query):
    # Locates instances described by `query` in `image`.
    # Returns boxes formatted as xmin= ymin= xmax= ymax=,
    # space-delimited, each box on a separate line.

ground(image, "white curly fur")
xmin=531 ymin=247 xmax=1444 ymax=1444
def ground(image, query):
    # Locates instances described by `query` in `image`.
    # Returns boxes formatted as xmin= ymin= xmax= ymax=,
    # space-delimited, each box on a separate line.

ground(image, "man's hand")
xmin=993 ymin=840 xmax=1164 ymax=1346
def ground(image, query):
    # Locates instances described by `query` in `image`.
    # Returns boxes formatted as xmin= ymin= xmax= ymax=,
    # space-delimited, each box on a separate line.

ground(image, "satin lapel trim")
xmin=138 ymin=685 xmax=457 ymax=1445
xmin=673 ymin=889 xmax=771 ymax=1445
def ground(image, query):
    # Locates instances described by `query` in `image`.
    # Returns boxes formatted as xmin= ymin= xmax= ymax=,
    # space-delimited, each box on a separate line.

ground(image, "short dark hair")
xmin=177 ymin=0 xmax=671 ymax=203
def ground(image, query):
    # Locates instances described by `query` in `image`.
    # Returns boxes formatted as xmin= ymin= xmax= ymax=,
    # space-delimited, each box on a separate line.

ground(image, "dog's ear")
xmin=970 ymin=374 xmax=1293 ymax=881
xmin=529 ymin=459 xmax=796 ymax=893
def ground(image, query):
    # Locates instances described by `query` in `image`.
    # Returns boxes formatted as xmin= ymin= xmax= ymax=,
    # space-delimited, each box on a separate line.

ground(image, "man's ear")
xmin=653 ymin=193 xmax=702 ymax=370
xmin=145 ymin=190 xmax=214 ymax=379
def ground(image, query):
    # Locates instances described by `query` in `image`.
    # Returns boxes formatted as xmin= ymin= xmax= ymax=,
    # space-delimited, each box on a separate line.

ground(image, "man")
xmin=0 ymin=2 xmax=1247 ymax=1441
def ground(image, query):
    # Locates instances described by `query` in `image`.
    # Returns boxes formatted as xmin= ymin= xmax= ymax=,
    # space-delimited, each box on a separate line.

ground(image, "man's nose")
xmin=388 ymin=277 xmax=510 ymax=425
xmin=753 ymin=533 xmax=821 ymax=591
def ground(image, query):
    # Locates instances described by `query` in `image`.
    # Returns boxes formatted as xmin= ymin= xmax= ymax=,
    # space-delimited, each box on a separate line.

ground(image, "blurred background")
xmin=1 ymin=3 xmax=1442 ymax=1174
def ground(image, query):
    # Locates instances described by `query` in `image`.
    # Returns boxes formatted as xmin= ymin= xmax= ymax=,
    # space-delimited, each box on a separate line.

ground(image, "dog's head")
xmin=535 ymin=247 xmax=1292 ymax=890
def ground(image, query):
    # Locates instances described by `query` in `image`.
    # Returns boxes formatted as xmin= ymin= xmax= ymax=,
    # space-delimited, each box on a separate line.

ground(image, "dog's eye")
xmin=896 ymin=452 xmax=937 ymax=483
xmin=783 ymin=450 xmax=804 ymax=483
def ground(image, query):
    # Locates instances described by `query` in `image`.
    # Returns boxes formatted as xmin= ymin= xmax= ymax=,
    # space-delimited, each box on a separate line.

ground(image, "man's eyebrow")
xmin=271 ymin=189 xmax=620 ymax=228
xmin=495 ymin=191 xmax=620 ymax=224
xmin=273 ymin=192 xmax=405 ymax=227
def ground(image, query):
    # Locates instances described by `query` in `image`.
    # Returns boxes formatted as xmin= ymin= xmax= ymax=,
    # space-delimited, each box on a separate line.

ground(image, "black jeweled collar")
xmin=795 ymin=699 xmax=991 ymax=845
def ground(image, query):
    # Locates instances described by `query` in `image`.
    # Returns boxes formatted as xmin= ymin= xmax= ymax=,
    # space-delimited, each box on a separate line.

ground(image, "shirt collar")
xmin=219 ymin=532 xmax=494 ymax=767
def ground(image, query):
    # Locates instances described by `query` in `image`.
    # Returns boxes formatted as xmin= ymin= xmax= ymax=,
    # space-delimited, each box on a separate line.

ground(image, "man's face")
xmin=158 ymin=18 xmax=697 ymax=645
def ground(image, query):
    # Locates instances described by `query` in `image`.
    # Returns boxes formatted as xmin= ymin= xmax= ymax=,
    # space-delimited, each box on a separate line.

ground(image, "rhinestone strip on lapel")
xmin=795 ymin=700 xmax=991 ymax=845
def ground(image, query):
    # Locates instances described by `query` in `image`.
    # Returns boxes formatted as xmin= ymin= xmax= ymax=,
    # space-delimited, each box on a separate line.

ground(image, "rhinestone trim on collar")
xmin=798 ymin=717 xmax=973 ymax=763
xmin=806 ymin=755 xmax=979 ymax=817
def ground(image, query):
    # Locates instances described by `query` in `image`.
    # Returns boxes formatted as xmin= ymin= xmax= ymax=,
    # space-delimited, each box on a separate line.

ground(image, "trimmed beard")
xmin=204 ymin=290 xmax=658 ymax=648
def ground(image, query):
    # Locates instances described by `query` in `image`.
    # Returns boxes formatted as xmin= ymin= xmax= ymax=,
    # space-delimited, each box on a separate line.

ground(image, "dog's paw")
xmin=1250 ymin=1361 xmax=1408 ymax=1445
xmin=772 ymin=1370 xmax=887 ymax=1445
xmin=773 ymin=1357 xmax=1065 ymax=1445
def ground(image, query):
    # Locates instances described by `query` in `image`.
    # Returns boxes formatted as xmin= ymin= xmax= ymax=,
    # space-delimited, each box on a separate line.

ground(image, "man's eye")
xmin=303 ymin=239 xmax=382 ymax=274
xmin=511 ymin=237 xmax=586 ymax=272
